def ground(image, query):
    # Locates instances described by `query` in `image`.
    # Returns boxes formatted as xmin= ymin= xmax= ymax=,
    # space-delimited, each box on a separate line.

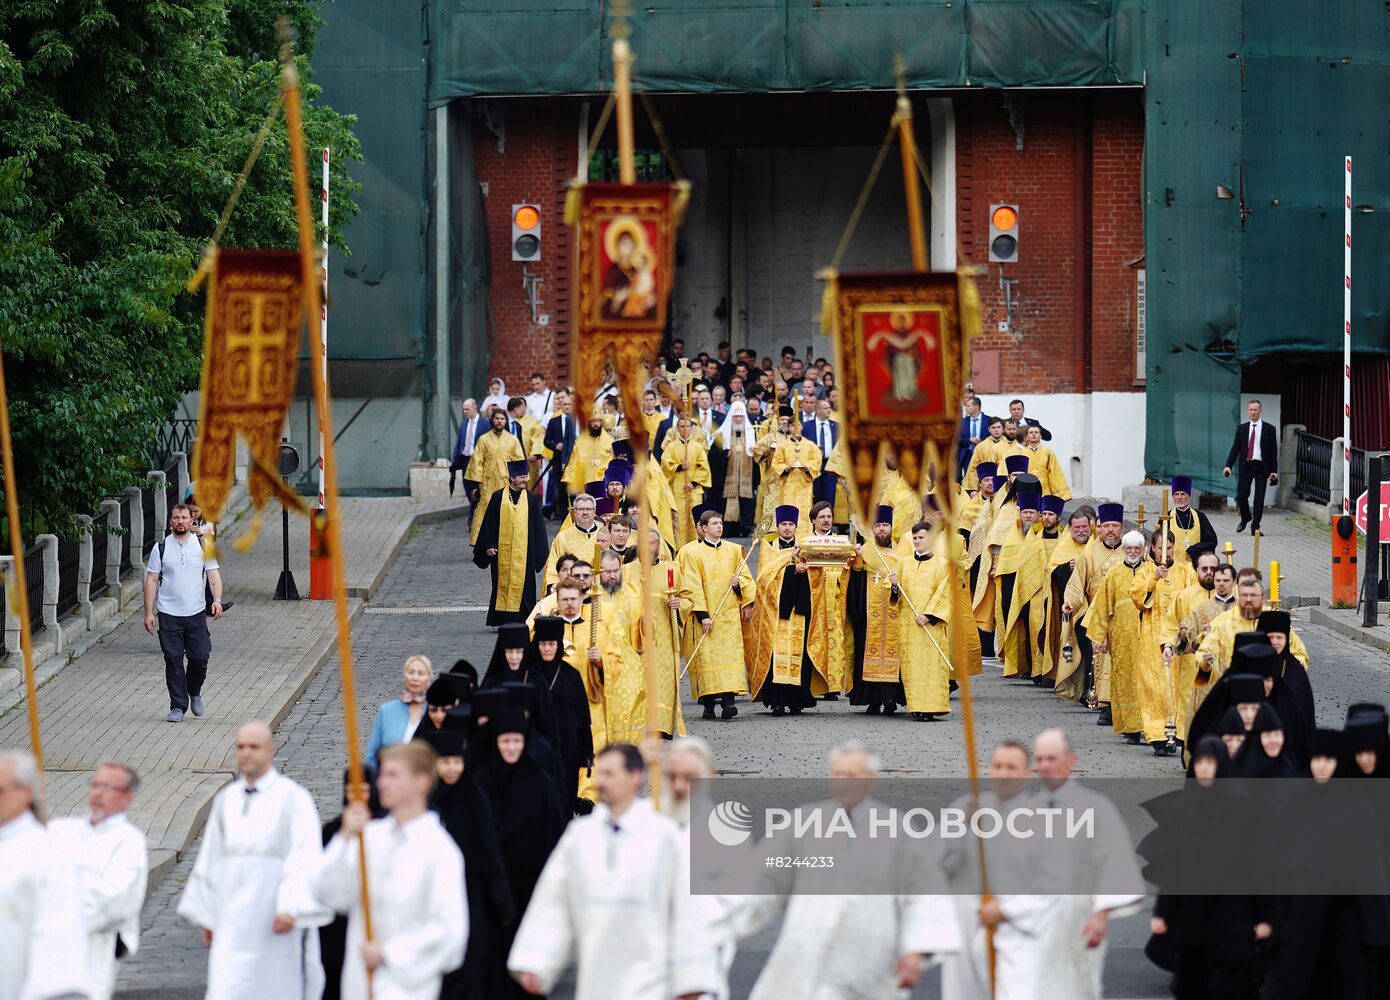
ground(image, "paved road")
xmin=115 ymin=520 xmax=1390 ymax=999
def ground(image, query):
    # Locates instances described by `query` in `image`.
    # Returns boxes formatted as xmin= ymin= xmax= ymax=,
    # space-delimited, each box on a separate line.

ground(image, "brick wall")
xmin=473 ymin=102 xmax=578 ymax=394
xmin=480 ymin=91 xmax=1146 ymax=400
xmin=956 ymin=90 xmax=1144 ymax=395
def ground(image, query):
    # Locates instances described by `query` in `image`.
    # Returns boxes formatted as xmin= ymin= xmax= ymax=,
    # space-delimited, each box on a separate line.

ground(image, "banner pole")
xmin=280 ymin=22 xmax=376 ymax=968
xmin=1344 ymin=155 xmax=1353 ymax=515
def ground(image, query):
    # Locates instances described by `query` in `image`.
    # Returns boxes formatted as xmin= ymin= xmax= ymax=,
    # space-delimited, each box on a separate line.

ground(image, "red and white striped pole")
xmin=1344 ymin=155 xmax=1352 ymax=515
xmin=310 ymin=147 xmax=332 ymax=599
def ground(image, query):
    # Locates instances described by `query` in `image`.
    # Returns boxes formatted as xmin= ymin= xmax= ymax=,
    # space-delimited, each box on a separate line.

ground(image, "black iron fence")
xmin=119 ymin=494 xmax=133 ymax=573
xmin=152 ymin=420 xmax=197 ymax=471
xmin=1293 ymin=431 xmax=1366 ymax=507
xmin=23 ymin=544 xmax=43 ymax=636
xmin=55 ymin=538 xmax=80 ymax=620
xmin=90 ymin=526 xmax=108 ymax=599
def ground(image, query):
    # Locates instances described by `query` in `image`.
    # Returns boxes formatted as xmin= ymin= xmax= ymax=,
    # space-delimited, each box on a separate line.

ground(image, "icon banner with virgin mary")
xmin=570 ymin=181 xmax=688 ymax=452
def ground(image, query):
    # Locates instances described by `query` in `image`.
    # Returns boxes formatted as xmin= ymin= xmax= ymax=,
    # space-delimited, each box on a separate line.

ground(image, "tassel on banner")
xmin=816 ymin=268 xmax=841 ymax=337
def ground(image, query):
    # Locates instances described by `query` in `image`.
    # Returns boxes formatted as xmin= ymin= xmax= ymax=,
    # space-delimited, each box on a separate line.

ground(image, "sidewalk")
xmin=0 ymin=494 xmax=466 ymax=884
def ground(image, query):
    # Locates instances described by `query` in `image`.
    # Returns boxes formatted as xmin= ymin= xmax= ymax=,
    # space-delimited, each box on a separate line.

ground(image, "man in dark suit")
xmin=804 ymin=398 xmax=840 ymax=509
xmin=1008 ymin=399 xmax=1052 ymax=441
xmin=1223 ymin=399 xmax=1279 ymax=533
xmin=450 ymin=398 xmax=487 ymax=516
xmin=958 ymin=396 xmax=991 ymax=474
xmin=542 ymin=390 xmax=577 ymax=519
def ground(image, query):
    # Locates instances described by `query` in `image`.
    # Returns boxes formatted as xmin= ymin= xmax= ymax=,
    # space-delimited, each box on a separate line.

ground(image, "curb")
xmin=1309 ymin=606 xmax=1390 ymax=655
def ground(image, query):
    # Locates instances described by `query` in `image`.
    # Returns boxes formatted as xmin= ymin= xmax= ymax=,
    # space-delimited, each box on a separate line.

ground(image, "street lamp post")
xmin=274 ymin=440 xmax=301 ymax=601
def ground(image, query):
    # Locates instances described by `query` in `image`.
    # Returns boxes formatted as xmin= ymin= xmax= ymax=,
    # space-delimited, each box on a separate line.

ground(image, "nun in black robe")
xmin=530 ymin=615 xmax=593 ymax=811
xmin=1188 ymin=671 xmax=1266 ymax=758
xmin=1148 ymin=736 xmax=1270 ymax=999
xmin=1265 ymin=727 xmax=1390 ymax=999
xmin=473 ymin=710 xmax=567 ymax=999
xmin=421 ymin=727 xmax=516 ymax=1000
xmin=1232 ymin=703 xmax=1298 ymax=779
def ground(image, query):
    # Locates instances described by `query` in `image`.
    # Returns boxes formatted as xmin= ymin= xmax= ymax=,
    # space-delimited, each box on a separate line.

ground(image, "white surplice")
xmin=177 ymin=769 xmax=331 ymax=1000
xmin=940 ymin=791 xmax=1051 ymax=1000
xmin=312 ymin=810 xmax=466 ymax=1000
xmin=509 ymin=799 xmax=719 ymax=1000
xmin=48 ymin=813 xmax=148 ymax=1000
xmin=0 ymin=811 xmax=92 ymax=1000
xmin=1025 ymin=779 xmax=1144 ymax=999
xmin=738 ymin=797 xmax=961 ymax=1000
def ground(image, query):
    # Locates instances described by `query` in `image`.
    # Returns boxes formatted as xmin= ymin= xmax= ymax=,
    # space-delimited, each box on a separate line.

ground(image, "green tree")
xmin=0 ymin=0 xmax=360 ymax=541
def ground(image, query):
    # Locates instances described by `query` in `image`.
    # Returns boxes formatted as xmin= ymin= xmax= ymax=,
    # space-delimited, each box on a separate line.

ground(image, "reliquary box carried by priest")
xmin=799 ymin=537 xmax=857 ymax=567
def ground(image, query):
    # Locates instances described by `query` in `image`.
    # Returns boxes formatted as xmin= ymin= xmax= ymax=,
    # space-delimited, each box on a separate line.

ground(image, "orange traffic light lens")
xmin=514 ymin=205 xmax=540 ymax=230
xmin=991 ymin=205 xmax=1017 ymax=231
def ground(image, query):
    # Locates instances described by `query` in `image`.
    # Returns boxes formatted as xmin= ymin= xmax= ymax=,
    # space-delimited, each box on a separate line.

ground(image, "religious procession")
xmin=5 ymin=3 xmax=1390 ymax=1000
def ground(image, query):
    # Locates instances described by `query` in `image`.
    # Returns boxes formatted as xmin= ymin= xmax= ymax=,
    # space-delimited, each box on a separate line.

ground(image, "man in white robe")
xmin=313 ymin=741 xmax=467 ymax=1000
xmin=509 ymin=742 xmax=717 ymax=1000
xmin=662 ymin=737 xmax=742 ymax=1000
xmin=1026 ymin=729 xmax=1144 ymax=999
xmin=178 ymin=721 xmax=331 ymax=1000
xmin=942 ymin=742 xmax=1050 ymax=1000
xmin=0 ymin=749 xmax=92 ymax=1000
xmin=48 ymin=763 xmax=148 ymax=1000
xmin=738 ymin=741 xmax=960 ymax=1000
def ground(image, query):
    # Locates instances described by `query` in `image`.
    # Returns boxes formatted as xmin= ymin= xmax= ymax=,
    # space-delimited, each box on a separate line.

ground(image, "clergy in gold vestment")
xmin=770 ymin=430 xmax=823 ymax=540
xmin=543 ymin=494 xmax=604 ymax=590
xmin=745 ymin=506 xmax=836 ymax=715
xmin=1021 ymin=425 xmax=1071 ymax=500
xmin=1167 ymin=476 xmax=1217 ymax=566
xmin=1129 ymin=528 xmax=1196 ymax=754
xmin=1040 ymin=506 xmax=1091 ymax=684
xmin=465 ymin=409 xmax=527 ymax=545
xmin=472 ymin=461 xmax=549 ymax=627
xmin=592 ymin=552 xmax=647 ymax=746
xmin=1164 ymin=544 xmax=1224 ymax=741
xmin=875 ymin=460 xmax=922 ymax=544
xmin=1060 ymin=503 xmax=1127 ymax=710
xmin=562 ymin=418 xmax=615 ymax=500
xmin=552 ymin=578 xmax=606 ymax=804
xmin=894 ymin=521 xmax=953 ymax=718
xmin=965 ymin=469 xmax=1005 ymax=646
xmin=1088 ymin=531 xmax=1162 ymax=742
xmin=801 ymin=501 xmax=852 ymax=693
xmin=677 ymin=510 xmax=755 ymax=719
xmin=847 ymin=506 xmax=906 ymax=713
xmin=992 ymin=494 xmax=1049 ymax=679
xmin=750 ymin=408 xmax=792 ymax=536
xmin=662 ymin=416 xmax=712 ymax=548
xmin=963 ymin=418 xmax=1010 ymax=492
xmin=1195 ymin=573 xmax=1309 ymax=698
xmin=639 ymin=530 xmax=687 ymax=738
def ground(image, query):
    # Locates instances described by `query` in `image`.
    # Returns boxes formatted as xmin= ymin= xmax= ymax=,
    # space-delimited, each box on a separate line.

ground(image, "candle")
xmin=667 ymin=568 xmax=675 ymax=589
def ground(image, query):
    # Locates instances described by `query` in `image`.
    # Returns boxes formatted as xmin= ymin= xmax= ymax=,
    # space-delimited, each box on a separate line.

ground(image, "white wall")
xmin=971 ymin=392 xmax=1146 ymax=501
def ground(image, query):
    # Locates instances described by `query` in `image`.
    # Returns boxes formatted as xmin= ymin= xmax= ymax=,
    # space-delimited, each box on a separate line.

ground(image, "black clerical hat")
xmin=533 ymin=616 xmax=565 ymax=644
xmin=1231 ymin=643 xmax=1278 ymax=679
xmin=1256 ymin=610 xmax=1291 ymax=636
xmin=426 ymin=677 xmax=458 ymax=707
xmin=1310 ymin=728 xmax=1344 ymax=760
xmin=420 ymin=728 xmax=466 ymax=757
xmin=490 ymin=709 xmax=530 ymax=736
xmin=499 ymin=623 xmax=529 ymax=649
xmin=1226 ymin=673 xmax=1265 ymax=704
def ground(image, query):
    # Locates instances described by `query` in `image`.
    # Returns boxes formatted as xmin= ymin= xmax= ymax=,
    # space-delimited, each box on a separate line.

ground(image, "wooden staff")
xmin=1158 ymin=490 xmax=1178 ymax=754
xmin=0 ymin=333 xmax=43 ymax=791
xmin=852 ymin=518 xmax=956 ymax=673
xmin=896 ymin=53 xmax=992 ymax=992
xmin=280 ymin=21 xmax=375 ymax=964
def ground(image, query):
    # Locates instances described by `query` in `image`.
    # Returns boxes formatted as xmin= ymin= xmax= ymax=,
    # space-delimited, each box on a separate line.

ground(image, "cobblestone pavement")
xmin=115 ymin=518 xmax=1390 ymax=999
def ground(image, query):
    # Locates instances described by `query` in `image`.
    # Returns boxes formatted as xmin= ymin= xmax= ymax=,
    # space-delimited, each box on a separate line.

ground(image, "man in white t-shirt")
xmin=525 ymin=372 xmax=555 ymax=423
xmin=144 ymin=502 xmax=223 ymax=722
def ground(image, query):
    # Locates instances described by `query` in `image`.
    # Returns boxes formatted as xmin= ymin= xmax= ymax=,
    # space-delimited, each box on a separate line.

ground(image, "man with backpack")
xmin=144 ymin=503 xmax=224 ymax=722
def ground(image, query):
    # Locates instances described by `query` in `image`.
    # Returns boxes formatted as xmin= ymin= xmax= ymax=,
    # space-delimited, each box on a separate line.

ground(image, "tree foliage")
xmin=0 ymin=0 xmax=360 ymax=540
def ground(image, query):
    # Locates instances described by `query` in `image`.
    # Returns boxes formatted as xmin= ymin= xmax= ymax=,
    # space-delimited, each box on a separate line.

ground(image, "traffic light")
xmin=511 ymin=203 xmax=541 ymax=262
xmin=988 ymin=204 xmax=1019 ymax=263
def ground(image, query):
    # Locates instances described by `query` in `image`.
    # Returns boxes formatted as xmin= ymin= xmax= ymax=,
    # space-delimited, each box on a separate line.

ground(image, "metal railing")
xmin=22 ymin=544 xmax=41 ymax=637
xmin=90 ymin=527 xmax=109 ymax=599
xmin=119 ymin=494 xmax=133 ymax=572
xmin=152 ymin=419 xmax=197 ymax=471
xmin=1293 ymin=430 xmax=1366 ymax=507
xmin=55 ymin=538 xmax=81 ymax=620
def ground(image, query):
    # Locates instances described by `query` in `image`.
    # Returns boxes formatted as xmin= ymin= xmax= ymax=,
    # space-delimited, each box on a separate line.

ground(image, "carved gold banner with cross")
xmin=192 ymin=249 xmax=305 ymax=525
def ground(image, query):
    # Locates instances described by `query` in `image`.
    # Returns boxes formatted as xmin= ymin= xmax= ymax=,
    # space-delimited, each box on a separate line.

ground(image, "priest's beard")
xmin=1125 ymin=556 xmax=1143 ymax=568
xmin=1103 ymin=536 xmax=1121 ymax=549
xmin=588 ymin=426 xmax=601 ymax=437
xmin=602 ymin=579 xmax=623 ymax=596
xmin=659 ymin=790 xmax=693 ymax=828
xmin=1200 ymin=577 xmax=1215 ymax=592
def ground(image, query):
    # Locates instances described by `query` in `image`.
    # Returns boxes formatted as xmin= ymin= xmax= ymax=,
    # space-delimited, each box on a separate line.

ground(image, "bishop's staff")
xmin=1157 ymin=490 xmax=1179 ymax=755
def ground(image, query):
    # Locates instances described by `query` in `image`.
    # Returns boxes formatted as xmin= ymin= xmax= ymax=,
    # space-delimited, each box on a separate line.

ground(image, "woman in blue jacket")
xmin=365 ymin=654 xmax=434 ymax=768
